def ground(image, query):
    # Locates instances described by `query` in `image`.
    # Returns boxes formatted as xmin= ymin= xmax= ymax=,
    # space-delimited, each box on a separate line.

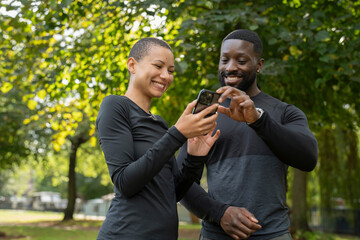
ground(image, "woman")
xmin=96 ymin=37 xmax=220 ymax=239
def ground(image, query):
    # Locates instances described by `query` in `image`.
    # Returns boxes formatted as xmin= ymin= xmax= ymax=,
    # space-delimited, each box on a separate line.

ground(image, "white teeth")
xmin=153 ymin=82 xmax=165 ymax=88
xmin=226 ymin=77 xmax=240 ymax=81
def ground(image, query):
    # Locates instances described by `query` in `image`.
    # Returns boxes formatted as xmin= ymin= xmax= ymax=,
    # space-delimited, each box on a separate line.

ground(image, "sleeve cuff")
xmin=187 ymin=154 xmax=207 ymax=163
xmin=248 ymin=110 xmax=267 ymax=129
xmin=168 ymin=125 xmax=187 ymax=144
xmin=214 ymin=204 xmax=230 ymax=224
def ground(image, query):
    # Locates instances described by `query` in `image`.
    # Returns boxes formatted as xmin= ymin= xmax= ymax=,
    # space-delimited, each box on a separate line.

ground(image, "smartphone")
xmin=192 ymin=89 xmax=221 ymax=117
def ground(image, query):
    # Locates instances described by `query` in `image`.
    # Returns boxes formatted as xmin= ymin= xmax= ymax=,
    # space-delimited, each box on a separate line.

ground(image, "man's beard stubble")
xmin=218 ymin=70 xmax=257 ymax=92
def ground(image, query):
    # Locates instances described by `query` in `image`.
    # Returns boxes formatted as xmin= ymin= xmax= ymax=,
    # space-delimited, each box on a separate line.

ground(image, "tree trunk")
xmin=291 ymin=168 xmax=310 ymax=235
xmin=63 ymin=141 xmax=78 ymax=221
xmin=62 ymin=124 xmax=90 ymax=221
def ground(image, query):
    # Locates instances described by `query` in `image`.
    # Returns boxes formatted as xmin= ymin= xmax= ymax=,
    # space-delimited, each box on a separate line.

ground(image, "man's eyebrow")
xmin=221 ymin=52 xmax=249 ymax=56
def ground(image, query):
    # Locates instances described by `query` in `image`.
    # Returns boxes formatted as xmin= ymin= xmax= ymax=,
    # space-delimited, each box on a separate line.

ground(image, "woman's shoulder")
xmin=101 ymin=95 xmax=133 ymax=109
xmin=98 ymin=95 xmax=133 ymax=117
xmin=102 ymin=95 xmax=129 ymax=104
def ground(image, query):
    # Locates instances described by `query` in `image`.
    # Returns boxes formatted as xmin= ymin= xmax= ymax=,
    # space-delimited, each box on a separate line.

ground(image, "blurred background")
xmin=1 ymin=0 xmax=360 ymax=239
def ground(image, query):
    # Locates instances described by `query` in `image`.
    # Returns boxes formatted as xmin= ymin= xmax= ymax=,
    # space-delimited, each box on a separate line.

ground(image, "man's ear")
xmin=256 ymin=58 xmax=264 ymax=73
xmin=127 ymin=57 xmax=136 ymax=74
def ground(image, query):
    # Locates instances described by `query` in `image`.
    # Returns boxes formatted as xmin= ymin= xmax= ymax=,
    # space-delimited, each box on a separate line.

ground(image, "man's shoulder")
xmin=255 ymin=92 xmax=289 ymax=109
xmin=259 ymin=92 xmax=284 ymax=103
xmin=259 ymin=92 xmax=308 ymax=123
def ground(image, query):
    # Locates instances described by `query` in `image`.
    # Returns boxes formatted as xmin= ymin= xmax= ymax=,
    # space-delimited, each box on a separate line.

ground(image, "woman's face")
xmin=132 ymin=45 xmax=175 ymax=99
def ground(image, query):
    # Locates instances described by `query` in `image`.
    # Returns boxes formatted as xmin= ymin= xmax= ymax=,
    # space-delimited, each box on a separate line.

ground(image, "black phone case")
xmin=192 ymin=89 xmax=220 ymax=117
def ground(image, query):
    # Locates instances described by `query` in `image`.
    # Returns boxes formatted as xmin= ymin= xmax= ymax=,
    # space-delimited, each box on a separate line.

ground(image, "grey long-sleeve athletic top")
xmin=96 ymin=95 xmax=206 ymax=240
xmin=177 ymin=91 xmax=318 ymax=240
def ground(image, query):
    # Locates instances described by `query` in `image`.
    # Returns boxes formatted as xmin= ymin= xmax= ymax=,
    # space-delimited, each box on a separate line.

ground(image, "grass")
xmin=0 ymin=209 xmax=200 ymax=240
xmin=0 ymin=209 xmax=63 ymax=223
xmin=1 ymin=210 xmax=359 ymax=240
xmin=0 ymin=210 xmax=101 ymax=240
xmin=0 ymin=225 xmax=98 ymax=240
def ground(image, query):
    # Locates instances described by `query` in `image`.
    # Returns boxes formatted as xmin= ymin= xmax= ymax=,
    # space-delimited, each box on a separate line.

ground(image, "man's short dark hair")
xmin=129 ymin=37 xmax=172 ymax=61
xmin=223 ymin=29 xmax=263 ymax=59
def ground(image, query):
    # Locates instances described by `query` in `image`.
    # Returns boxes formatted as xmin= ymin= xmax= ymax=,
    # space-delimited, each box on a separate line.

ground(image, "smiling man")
xmin=177 ymin=29 xmax=318 ymax=240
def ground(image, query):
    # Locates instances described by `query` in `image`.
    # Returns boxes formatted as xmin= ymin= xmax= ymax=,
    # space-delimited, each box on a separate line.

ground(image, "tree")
xmin=2 ymin=0 xmax=360 ymax=233
xmin=164 ymin=0 xmax=360 ymax=233
xmin=63 ymin=121 xmax=91 ymax=220
xmin=0 ymin=86 xmax=30 ymax=169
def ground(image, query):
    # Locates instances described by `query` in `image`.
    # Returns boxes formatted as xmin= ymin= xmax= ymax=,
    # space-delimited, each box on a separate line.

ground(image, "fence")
xmin=309 ymin=208 xmax=360 ymax=236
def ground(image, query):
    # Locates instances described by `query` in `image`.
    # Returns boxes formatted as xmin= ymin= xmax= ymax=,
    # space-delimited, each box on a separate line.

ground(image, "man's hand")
xmin=216 ymin=86 xmax=260 ymax=124
xmin=220 ymin=206 xmax=262 ymax=240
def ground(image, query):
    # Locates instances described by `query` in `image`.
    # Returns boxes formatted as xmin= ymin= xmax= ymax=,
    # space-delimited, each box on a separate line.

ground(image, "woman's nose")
xmin=160 ymin=69 xmax=170 ymax=79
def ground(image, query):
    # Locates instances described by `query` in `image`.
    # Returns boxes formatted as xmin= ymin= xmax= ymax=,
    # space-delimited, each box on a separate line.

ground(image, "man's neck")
xmin=245 ymin=82 xmax=261 ymax=97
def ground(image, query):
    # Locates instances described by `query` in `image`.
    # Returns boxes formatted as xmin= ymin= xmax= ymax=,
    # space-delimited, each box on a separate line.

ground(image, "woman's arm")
xmin=173 ymin=126 xmax=220 ymax=201
xmin=96 ymin=96 xmax=187 ymax=198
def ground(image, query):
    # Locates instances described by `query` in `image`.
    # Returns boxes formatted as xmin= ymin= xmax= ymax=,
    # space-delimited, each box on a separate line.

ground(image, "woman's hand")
xmin=175 ymin=100 xmax=219 ymax=139
xmin=187 ymin=123 xmax=221 ymax=156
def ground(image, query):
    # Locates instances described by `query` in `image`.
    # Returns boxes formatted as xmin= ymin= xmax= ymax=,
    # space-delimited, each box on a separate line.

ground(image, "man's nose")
xmin=226 ymin=59 xmax=238 ymax=72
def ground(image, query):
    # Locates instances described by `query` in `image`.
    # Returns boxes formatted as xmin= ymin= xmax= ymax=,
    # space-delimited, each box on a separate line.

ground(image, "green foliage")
xmin=33 ymin=173 xmax=113 ymax=200
xmin=1 ymin=0 xmax=360 ymax=223
xmin=294 ymin=230 xmax=334 ymax=240
xmin=316 ymin=126 xmax=360 ymax=209
xmin=0 ymin=89 xmax=29 ymax=168
xmin=76 ymin=174 xmax=113 ymax=200
xmin=164 ymin=0 xmax=360 ymax=212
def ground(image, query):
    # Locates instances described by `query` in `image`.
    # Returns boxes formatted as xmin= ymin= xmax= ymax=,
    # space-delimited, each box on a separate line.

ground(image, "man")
xmin=177 ymin=29 xmax=318 ymax=240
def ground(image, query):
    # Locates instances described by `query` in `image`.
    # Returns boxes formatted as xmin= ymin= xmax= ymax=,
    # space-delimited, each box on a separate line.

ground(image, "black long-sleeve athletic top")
xmin=177 ymin=91 xmax=318 ymax=240
xmin=96 ymin=95 xmax=206 ymax=240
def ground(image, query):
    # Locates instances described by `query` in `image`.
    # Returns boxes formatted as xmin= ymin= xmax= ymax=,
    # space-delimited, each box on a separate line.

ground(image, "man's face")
xmin=218 ymin=39 xmax=259 ymax=92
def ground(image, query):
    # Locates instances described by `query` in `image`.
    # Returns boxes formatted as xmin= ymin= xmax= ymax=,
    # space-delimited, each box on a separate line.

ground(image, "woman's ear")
xmin=127 ymin=57 xmax=136 ymax=75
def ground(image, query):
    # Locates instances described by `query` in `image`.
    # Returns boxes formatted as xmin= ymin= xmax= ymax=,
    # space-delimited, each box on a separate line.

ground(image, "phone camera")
xmin=199 ymin=92 xmax=213 ymax=105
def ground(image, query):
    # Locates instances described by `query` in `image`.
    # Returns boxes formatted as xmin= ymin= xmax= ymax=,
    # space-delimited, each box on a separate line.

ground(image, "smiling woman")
xmin=126 ymin=43 xmax=175 ymax=101
xmin=95 ymin=37 xmax=220 ymax=240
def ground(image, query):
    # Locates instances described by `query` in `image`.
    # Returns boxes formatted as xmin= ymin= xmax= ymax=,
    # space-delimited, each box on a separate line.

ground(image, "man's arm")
xmin=216 ymin=86 xmax=318 ymax=172
xmin=249 ymin=105 xmax=318 ymax=171
xmin=177 ymin=145 xmax=262 ymax=239
xmin=177 ymin=144 xmax=228 ymax=222
xmin=180 ymin=181 xmax=229 ymax=223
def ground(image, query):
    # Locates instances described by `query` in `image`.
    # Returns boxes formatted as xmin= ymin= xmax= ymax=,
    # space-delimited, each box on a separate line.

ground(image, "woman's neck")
xmin=125 ymin=89 xmax=151 ymax=114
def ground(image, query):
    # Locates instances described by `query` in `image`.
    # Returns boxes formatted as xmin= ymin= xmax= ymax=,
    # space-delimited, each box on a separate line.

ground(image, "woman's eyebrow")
xmin=154 ymin=59 xmax=175 ymax=68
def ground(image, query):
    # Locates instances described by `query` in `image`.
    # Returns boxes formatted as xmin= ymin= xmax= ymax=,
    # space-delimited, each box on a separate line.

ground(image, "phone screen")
xmin=192 ymin=89 xmax=220 ymax=117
